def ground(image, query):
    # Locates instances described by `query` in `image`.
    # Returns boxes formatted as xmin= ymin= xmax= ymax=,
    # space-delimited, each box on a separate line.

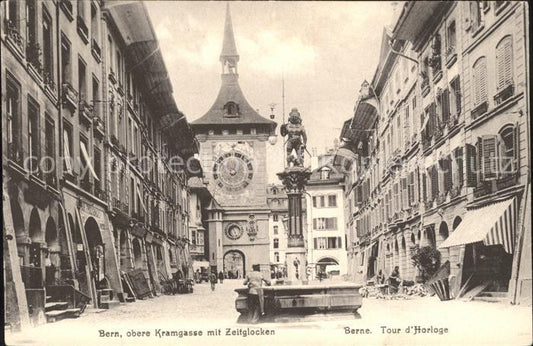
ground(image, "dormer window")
xmin=320 ymin=167 xmax=331 ymax=180
xmin=224 ymin=101 xmax=239 ymax=117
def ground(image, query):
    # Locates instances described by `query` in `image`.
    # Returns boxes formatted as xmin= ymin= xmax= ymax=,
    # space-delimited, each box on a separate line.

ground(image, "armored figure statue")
xmin=280 ymin=108 xmax=307 ymax=167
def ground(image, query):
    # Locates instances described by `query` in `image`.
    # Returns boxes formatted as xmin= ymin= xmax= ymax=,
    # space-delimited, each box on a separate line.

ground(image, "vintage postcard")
xmin=2 ymin=1 xmax=531 ymax=345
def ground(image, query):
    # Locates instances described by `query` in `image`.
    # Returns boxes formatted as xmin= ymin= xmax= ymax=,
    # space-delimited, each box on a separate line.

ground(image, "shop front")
xmin=440 ymin=198 xmax=518 ymax=295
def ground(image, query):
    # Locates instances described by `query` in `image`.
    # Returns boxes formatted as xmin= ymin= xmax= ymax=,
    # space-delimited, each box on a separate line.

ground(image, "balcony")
xmin=63 ymin=170 xmax=78 ymax=185
xmin=80 ymin=178 xmax=92 ymax=194
xmin=93 ymin=115 xmax=105 ymax=138
xmin=108 ymin=70 xmax=117 ymax=84
xmin=43 ymin=71 xmax=57 ymax=101
xmin=3 ymin=19 xmax=25 ymax=60
xmin=45 ymin=172 xmax=57 ymax=188
xmin=494 ymin=84 xmax=514 ymax=106
xmin=79 ymin=100 xmax=94 ymax=125
xmin=474 ymin=173 xmax=519 ymax=199
xmin=26 ymin=42 xmax=43 ymax=83
xmin=113 ymin=198 xmax=128 ymax=214
xmin=91 ymin=39 xmax=102 ymax=63
xmin=76 ymin=16 xmax=89 ymax=44
xmin=471 ymin=101 xmax=488 ymax=120
xmin=7 ymin=142 xmax=24 ymax=168
xmin=60 ymin=0 xmax=74 ymax=21
xmin=445 ymin=46 xmax=457 ymax=68
xmin=94 ymin=184 xmax=105 ymax=200
xmin=62 ymin=82 xmax=78 ymax=111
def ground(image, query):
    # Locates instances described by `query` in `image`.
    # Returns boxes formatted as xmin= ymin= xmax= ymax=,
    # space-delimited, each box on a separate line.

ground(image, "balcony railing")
xmin=7 ymin=142 xmax=24 ymax=167
xmin=3 ymin=19 xmax=25 ymax=57
xmin=91 ymin=39 xmax=101 ymax=62
xmin=79 ymin=100 xmax=93 ymax=125
xmin=60 ymin=0 xmax=74 ymax=21
xmin=26 ymin=42 xmax=43 ymax=81
xmin=474 ymin=173 xmax=519 ymax=198
xmin=62 ymin=82 xmax=79 ymax=111
xmin=494 ymin=84 xmax=514 ymax=106
xmin=471 ymin=101 xmax=488 ymax=120
xmin=76 ymin=16 xmax=89 ymax=44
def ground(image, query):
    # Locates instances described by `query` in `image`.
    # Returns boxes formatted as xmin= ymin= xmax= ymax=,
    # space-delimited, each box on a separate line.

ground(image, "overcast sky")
xmin=146 ymin=1 xmax=395 ymax=182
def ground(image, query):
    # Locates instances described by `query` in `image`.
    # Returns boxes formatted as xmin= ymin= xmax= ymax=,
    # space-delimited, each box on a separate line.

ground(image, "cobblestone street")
xmin=6 ymin=279 xmax=532 ymax=346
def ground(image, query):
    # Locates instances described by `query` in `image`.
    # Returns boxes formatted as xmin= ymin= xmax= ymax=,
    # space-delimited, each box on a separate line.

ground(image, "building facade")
xmin=2 ymin=1 xmax=198 ymax=330
xmin=191 ymin=4 xmax=277 ymax=279
xmin=342 ymin=1 xmax=530 ymax=304
xmin=267 ymin=184 xmax=288 ymax=278
xmin=306 ymin=151 xmax=348 ymax=278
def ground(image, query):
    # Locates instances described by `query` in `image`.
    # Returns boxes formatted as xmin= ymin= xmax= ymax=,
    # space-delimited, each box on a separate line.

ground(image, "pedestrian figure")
xmin=243 ymin=264 xmax=270 ymax=323
xmin=218 ymin=271 xmax=224 ymax=284
xmin=388 ymin=266 xmax=402 ymax=294
xmin=376 ymin=269 xmax=385 ymax=285
xmin=209 ymin=271 xmax=217 ymax=291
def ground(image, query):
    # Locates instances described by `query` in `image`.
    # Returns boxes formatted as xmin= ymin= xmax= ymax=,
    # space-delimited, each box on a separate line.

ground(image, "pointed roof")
xmin=220 ymin=3 xmax=239 ymax=60
xmin=191 ymin=4 xmax=276 ymax=132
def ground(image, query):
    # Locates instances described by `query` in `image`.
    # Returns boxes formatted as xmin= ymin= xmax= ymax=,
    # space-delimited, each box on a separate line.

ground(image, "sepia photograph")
xmin=2 ymin=1 xmax=531 ymax=345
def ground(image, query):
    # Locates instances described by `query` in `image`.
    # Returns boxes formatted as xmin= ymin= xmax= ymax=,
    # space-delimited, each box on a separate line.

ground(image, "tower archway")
xmin=224 ymin=250 xmax=245 ymax=278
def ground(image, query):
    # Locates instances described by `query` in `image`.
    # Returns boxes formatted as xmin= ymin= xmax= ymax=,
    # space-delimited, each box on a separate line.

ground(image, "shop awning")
xmin=439 ymin=198 xmax=517 ymax=254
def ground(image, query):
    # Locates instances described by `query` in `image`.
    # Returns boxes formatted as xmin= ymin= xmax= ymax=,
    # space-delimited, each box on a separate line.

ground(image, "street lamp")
xmin=268 ymin=103 xmax=278 ymax=145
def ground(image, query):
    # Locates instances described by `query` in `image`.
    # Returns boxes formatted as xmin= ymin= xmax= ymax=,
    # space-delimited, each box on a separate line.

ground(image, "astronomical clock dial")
xmin=213 ymin=150 xmax=254 ymax=193
xmin=225 ymin=224 xmax=243 ymax=240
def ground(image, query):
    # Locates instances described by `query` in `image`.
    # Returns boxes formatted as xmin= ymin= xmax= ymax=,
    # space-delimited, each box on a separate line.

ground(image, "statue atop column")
xmin=280 ymin=108 xmax=307 ymax=168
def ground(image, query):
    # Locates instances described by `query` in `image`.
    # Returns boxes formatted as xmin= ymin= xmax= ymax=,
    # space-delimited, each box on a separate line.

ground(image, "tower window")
xmin=224 ymin=102 xmax=239 ymax=117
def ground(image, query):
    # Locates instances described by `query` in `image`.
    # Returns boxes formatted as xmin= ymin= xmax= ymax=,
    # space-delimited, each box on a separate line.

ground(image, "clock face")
xmin=225 ymin=224 xmax=243 ymax=240
xmin=213 ymin=151 xmax=254 ymax=193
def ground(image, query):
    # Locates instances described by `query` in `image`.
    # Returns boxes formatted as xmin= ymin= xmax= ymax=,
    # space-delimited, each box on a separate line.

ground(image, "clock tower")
xmin=191 ymin=3 xmax=276 ymax=278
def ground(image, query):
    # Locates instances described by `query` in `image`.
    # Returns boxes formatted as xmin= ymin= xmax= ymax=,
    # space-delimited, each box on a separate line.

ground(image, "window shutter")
xmin=481 ymin=135 xmax=499 ymax=180
xmin=445 ymin=156 xmax=453 ymax=192
xmin=442 ymin=88 xmax=450 ymax=123
xmin=404 ymin=106 xmax=410 ymax=145
xmin=422 ymin=172 xmax=427 ymax=202
xmin=496 ymin=36 xmax=513 ymax=91
xmin=454 ymin=76 xmax=462 ymax=115
xmin=431 ymin=166 xmax=439 ymax=199
xmin=314 ymin=238 xmax=317 ymax=249
xmin=401 ymin=177 xmax=408 ymax=209
xmin=414 ymin=168 xmax=419 ymax=204
xmin=473 ymin=58 xmax=488 ymax=106
xmin=408 ymin=172 xmax=414 ymax=205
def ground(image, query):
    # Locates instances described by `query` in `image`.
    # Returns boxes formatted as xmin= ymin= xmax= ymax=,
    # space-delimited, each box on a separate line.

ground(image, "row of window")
xmin=313 ymin=217 xmax=338 ymax=231
xmin=355 ymin=124 xmax=519 ymax=238
xmin=312 ymin=194 xmax=337 ymax=208
xmin=314 ymin=237 xmax=343 ymax=250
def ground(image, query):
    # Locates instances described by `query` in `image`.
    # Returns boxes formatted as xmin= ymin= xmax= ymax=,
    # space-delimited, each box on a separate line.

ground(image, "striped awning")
xmin=439 ymin=198 xmax=517 ymax=253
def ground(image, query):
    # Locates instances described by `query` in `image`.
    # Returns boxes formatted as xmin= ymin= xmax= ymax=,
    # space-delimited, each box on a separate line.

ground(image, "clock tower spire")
xmin=220 ymin=3 xmax=239 ymax=75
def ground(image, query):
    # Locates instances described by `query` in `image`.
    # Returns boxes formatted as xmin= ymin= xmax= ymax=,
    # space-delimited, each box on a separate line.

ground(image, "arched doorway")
xmin=84 ymin=217 xmax=105 ymax=284
xmin=224 ymin=250 xmax=245 ymax=279
xmin=45 ymin=217 xmax=59 ymax=285
xmin=132 ymin=238 xmax=143 ymax=269
xmin=317 ymin=257 xmax=339 ymax=278
xmin=29 ymin=208 xmax=42 ymax=267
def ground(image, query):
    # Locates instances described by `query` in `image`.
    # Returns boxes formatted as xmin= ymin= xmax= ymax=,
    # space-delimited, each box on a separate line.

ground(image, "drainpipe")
xmin=56 ymin=0 xmax=77 ymax=277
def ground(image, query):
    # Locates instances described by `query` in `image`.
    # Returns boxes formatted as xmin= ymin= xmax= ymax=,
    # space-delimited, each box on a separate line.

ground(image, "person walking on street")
xmin=209 ymin=271 xmax=217 ymax=291
xmin=243 ymin=264 xmax=270 ymax=323
xmin=218 ymin=271 xmax=224 ymax=284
